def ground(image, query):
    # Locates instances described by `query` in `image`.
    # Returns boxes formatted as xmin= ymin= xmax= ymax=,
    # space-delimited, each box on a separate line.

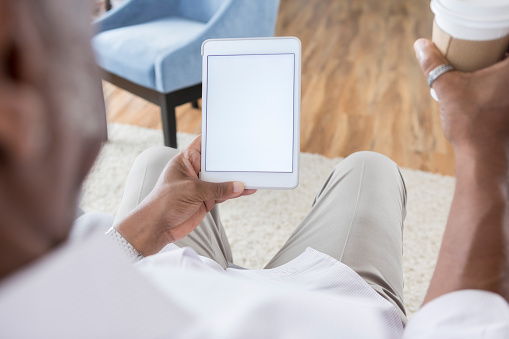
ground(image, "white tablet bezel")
xmin=200 ymin=37 xmax=301 ymax=190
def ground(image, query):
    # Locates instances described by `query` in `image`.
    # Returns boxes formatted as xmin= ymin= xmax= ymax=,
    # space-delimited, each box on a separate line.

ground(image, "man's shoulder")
xmin=0 ymin=234 xmax=190 ymax=338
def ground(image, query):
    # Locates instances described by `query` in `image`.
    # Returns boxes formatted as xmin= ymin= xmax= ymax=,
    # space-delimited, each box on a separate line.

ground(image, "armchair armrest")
xmin=93 ymin=0 xmax=181 ymax=34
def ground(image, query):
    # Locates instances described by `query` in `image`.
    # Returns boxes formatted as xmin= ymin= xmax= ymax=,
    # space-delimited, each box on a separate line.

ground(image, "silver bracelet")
xmin=105 ymin=227 xmax=143 ymax=263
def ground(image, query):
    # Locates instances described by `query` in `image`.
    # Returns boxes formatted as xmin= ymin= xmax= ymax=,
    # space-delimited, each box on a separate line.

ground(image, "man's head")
xmin=0 ymin=0 xmax=106 ymax=277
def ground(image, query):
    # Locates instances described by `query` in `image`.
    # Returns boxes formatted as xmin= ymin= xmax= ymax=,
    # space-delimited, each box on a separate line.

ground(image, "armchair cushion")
xmin=93 ymin=17 xmax=206 ymax=90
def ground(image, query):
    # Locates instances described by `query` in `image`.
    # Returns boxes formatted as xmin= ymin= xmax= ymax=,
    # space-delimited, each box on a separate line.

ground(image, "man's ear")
xmin=0 ymin=0 xmax=46 ymax=165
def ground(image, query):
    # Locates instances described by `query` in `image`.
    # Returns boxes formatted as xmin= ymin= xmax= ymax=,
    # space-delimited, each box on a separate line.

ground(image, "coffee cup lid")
xmin=432 ymin=0 xmax=509 ymax=40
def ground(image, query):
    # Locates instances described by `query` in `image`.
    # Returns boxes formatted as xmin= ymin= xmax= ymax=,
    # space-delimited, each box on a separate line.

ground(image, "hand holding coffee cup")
xmin=431 ymin=0 xmax=509 ymax=72
xmin=414 ymin=38 xmax=509 ymax=153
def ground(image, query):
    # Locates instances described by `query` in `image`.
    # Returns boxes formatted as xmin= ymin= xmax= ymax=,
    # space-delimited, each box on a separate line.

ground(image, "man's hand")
xmin=115 ymin=136 xmax=256 ymax=256
xmin=414 ymin=39 xmax=509 ymax=156
xmin=414 ymin=39 xmax=509 ymax=304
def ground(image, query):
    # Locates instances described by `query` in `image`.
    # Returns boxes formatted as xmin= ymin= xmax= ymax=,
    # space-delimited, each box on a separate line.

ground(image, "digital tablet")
xmin=200 ymin=37 xmax=301 ymax=189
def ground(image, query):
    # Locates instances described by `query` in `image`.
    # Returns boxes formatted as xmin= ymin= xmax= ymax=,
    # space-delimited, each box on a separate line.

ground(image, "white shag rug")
xmin=81 ymin=123 xmax=455 ymax=318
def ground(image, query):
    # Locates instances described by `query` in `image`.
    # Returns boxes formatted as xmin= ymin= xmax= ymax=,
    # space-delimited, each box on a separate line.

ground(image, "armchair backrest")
xmin=178 ymin=0 xmax=228 ymax=23
xmin=205 ymin=0 xmax=281 ymax=38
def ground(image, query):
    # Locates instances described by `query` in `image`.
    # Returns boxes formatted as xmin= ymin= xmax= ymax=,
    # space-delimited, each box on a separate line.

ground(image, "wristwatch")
xmin=105 ymin=227 xmax=143 ymax=263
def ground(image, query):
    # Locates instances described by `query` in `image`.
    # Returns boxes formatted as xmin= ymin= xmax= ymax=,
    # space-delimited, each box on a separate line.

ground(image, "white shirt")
xmin=0 ymin=233 xmax=508 ymax=338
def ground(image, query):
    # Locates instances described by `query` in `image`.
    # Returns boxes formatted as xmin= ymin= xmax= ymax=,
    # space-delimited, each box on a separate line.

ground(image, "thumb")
xmin=197 ymin=180 xmax=245 ymax=201
xmin=414 ymin=39 xmax=453 ymax=90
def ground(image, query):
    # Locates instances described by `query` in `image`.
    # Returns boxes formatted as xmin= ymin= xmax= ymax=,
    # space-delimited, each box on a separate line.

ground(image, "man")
xmin=0 ymin=0 xmax=508 ymax=338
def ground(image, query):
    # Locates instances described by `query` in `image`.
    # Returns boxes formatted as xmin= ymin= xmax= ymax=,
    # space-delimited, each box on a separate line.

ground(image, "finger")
xmin=182 ymin=135 xmax=202 ymax=174
xmin=187 ymin=135 xmax=202 ymax=152
xmin=414 ymin=39 xmax=456 ymax=100
xmin=241 ymin=189 xmax=257 ymax=196
xmin=197 ymin=180 xmax=244 ymax=201
xmin=414 ymin=39 xmax=454 ymax=89
xmin=179 ymin=151 xmax=200 ymax=178
xmin=204 ymin=199 xmax=215 ymax=212
xmin=170 ymin=207 xmax=208 ymax=242
xmin=216 ymin=189 xmax=257 ymax=203
xmin=476 ymin=50 xmax=509 ymax=77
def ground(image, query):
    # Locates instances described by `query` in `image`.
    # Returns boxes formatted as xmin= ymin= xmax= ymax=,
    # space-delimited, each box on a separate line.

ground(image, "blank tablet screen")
xmin=205 ymin=53 xmax=295 ymax=172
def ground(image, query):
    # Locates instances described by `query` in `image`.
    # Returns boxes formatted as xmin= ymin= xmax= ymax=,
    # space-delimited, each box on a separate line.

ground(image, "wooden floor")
xmin=103 ymin=0 xmax=455 ymax=176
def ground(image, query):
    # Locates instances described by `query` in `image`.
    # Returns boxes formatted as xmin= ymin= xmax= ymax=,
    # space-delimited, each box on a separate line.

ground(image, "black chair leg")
xmin=99 ymin=81 xmax=109 ymax=142
xmin=160 ymin=94 xmax=177 ymax=148
xmin=191 ymin=100 xmax=199 ymax=109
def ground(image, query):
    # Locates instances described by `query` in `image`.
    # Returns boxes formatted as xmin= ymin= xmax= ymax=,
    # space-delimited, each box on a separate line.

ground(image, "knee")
xmin=340 ymin=152 xmax=405 ymax=196
xmin=130 ymin=146 xmax=180 ymax=176
xmin=135 ymin=146 xmax=180 ymax=167
xmin=340 ymin=151 xmax=397 ymax=171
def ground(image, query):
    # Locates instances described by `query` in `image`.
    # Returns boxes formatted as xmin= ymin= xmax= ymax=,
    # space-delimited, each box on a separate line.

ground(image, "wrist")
xmin=115 ymin=200 xmax=170 ymax=256
xmin=453 ymin=143 xmax=509 ymax=179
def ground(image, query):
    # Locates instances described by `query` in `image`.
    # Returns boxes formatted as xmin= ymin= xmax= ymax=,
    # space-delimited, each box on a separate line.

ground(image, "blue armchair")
xmin=93 ymin=0 xmax=281 ymax=147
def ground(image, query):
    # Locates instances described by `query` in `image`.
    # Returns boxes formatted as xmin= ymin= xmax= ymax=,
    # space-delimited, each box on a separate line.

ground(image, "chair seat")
xmin=93 ymin=17 xmax=206 ymax=91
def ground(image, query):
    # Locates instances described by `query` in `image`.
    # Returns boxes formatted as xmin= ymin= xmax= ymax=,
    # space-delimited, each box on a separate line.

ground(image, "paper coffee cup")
xmin=431 ymin=0 xmax=509 ymax=72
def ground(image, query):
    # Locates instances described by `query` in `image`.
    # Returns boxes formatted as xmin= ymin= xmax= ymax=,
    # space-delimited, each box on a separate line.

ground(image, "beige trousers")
xmin=113 ymin=147 xmax=407 ymax=324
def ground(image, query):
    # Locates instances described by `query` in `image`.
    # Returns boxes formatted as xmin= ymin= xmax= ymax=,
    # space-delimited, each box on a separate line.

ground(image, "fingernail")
xmin=414 ymin=39 xmax=427 ymax=60
xmin=233 ymin=182 xmax=244 ymax=193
